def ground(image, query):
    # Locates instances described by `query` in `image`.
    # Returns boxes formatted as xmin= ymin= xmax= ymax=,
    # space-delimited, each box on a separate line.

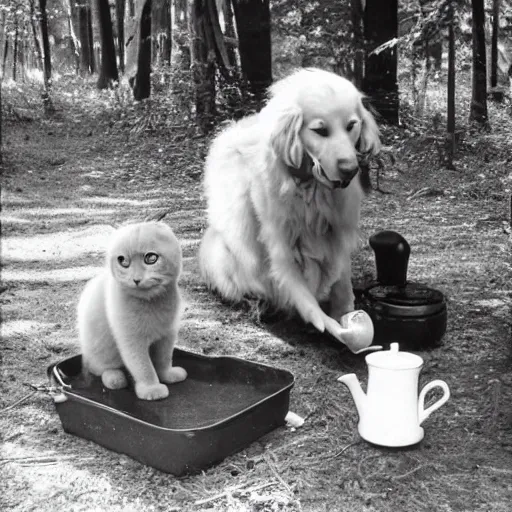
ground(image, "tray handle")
xmin=47 ymin=364 xmax=72 ymax=403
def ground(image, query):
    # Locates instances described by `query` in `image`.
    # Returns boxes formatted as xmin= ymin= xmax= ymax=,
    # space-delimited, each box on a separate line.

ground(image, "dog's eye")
xmin=144 ymin=252 xmax=159 ymax=265
xmin=118 ymin=256 xmax=130 ymax=268
xmin=312 ymin=126 xmax=329 ymax=137
xmin=347 ymin=120 xmax=357 ymax=132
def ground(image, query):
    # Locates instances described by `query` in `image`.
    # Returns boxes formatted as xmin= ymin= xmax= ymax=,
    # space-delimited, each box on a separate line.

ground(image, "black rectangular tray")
xmin=49 ymin=349 xmax=294 ymax=475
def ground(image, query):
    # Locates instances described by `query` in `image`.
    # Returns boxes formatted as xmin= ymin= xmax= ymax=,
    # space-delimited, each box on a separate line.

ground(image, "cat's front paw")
xmin=158 ymin=366 xmax=187 ymax=384
xmin=135 ymin=382 xmax=169 ymax=400
xmin=102 ymin=369 xmax=128 ymax=389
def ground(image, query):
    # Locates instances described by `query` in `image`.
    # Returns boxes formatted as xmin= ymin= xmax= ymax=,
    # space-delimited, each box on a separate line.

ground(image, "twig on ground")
xmin=0 ymin=455 xmax=96 ymax=467
xmin=264 ymin=454 xmax=293 ymax=495
xmin=0 ymin=390 xmax=37 ymax=413
xmin=194 ymin=481 xmax=276 ymax=506
xmin=333 ymin=440 xmax=361 ymax=458
xmin=391 ymin=463 xmax=437 ymax=481
xmin=478 ymin=465 xmax=512 ymax=475
xmin=356 ymin=454 xmax=382 ymax=486
xmin=407 ymin=186 xmax=443 ymax=201
xmin=486 ymin=379 xmax=501 ymax=433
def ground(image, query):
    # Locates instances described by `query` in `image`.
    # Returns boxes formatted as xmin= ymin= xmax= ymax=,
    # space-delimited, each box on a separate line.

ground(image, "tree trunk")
xmin=128 ymin=0 xmax=135 ymax=17
xmin=19 ymin=35 xmax=27 ymax=82
xmin=363 ymin=0 xmax=399 ymax=124
xmin=0 ymin=10 xmax=7 ymax=82
xmin=223 ymin=0 xmax=237 ymax=67
xmin=126 ymin=0 xmax=155 ymax=98
xmin=0 ymin=17 xmax=2 ymax=165
xmin=132 ymin=0 xmax=152 ymax=100
xmin=351 ymin=0 xmax=364 ymax=90
xmin=12 ymin=15 xmax=18 ymax=81
xmin=96 ymin=0 xmax=119 ymax=89
xmin=152 ymin=0 xmax=172 ymax=67
xmin=116 ymin=0 xmax=126 ymax=73
xmin=446 ymin=3 xmax=456 ymax=169
xmin=231 ymin=0 xmax=272 ymax=105
xmin=68 ymin=1 xmax=81 ymax=73
xmin=469 ymin=0 xmax=488 ymax=126
xmin=414 ymin=0 xmax=433 ymax=118
xmin=2 ymin=38 xmax=8 ymax=82
xmin=39 ymin=0 xmax=52 ymax=85
xmin=77 ymin=0 xmax=93 ymax=74
xmin=0 ymin=10 xmax=6 ymax=70
xmin=206 ymin=0 xmax=230 ymax=75
xmin=0 ymin=80 xmax=2 ymax=163
xmin=162 ymin=0 xmax=172 ymax=65
xmin=29 ymin=0 xmax=44 ymax=71
xmin=190 ymin=0 xmax=216 ymax=133
xmin=174 ymin=0 xmax=190 ymax=70
xmin=87 ymin=5 xmax=96 ymax=73
xmin=490 ymin=0 xmax=499 ymax=89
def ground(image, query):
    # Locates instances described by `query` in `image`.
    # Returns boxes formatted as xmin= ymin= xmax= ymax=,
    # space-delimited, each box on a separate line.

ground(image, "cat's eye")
xmin=117 ymin=255 xmax=130 ymax=268
xmin=312 ymin=126 xmax=329 ymax=137
xmin=144 ymin=252 xmax=159 ymax=265
xmin=347 ymin=120 xmax=357 ymax=132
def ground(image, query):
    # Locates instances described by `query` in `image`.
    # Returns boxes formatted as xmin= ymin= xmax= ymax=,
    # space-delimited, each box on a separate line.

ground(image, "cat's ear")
xmin=144 ymin=210 xmax=170 ymax=222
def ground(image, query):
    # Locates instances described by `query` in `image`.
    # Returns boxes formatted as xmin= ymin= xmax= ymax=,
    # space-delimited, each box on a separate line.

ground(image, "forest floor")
xmin=1 ymin=78 xmax=511 ymax=512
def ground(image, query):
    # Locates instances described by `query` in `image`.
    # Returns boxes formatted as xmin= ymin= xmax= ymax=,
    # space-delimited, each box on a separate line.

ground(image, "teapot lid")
xmin=365 ymin=343 xmax=423 ymax=370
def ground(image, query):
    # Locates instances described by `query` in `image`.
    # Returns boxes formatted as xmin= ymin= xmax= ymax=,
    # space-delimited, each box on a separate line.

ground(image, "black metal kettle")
xmin=360 ymin=230 xmax=447 ymax=350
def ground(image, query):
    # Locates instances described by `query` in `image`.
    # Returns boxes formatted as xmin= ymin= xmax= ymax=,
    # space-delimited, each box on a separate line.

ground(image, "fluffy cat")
xmin=77 ymin=221 xmax=187 ymax=400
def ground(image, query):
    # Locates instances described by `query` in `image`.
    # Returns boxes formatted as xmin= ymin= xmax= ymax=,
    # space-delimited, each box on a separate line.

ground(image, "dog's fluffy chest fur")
xmin=275 ymin=178 xmax=359 ymax=299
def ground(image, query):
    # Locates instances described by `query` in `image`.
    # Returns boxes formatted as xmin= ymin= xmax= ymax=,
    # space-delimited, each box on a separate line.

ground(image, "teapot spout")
xmin=337 ymin=373 xmax=367 ymax=417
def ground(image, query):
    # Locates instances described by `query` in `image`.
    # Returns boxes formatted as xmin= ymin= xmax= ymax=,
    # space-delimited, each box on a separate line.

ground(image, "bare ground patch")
xmin=1 ymin=102 xmax=511 ymax=512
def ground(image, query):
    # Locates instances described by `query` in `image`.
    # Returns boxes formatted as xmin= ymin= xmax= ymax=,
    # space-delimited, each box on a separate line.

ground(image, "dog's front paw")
xmin=300 ymin=304 xmax=326 ymax=333
xmin=158 ymin=366 xmax=187 ymax=384
xmin=321 ymin=312 xmax=344 ymax=341
xmin=135 ymin=382 xmax=169 ymax=400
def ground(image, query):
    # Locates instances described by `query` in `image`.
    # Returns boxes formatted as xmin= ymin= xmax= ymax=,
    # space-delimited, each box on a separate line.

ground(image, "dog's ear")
xmin=271 ymin=108 xmax=304 ymax=168
xmin=357 ymin=101 xmax=381 ymax=156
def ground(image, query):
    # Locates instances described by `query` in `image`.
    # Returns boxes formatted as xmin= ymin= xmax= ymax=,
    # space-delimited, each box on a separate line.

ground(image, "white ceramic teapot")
xmin=338 ymin=343 xmax=450 ymax=447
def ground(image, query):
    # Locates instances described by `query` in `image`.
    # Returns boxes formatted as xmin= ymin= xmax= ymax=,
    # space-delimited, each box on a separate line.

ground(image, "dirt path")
xmin=1 ymin=102 xmax=511 ymax=511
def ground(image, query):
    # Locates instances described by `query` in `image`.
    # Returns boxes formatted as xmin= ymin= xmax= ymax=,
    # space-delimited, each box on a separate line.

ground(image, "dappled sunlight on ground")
xmin=80 ymin=196 xmax=163 ymax=207
xmin=2 ymin=225 xmax=114 ymax=263
xmin=1 ymin=215 xmax=33 ymax=225
xmin=2 ymin=213 xmax=117 ymax=234
xmin=1 ymin=319 xmax=58 ymax=339
xmin=1 ymin=75 xmax=511 ymax=511
xmin=1 ymin=192 xmax=35 ymax=206
xmin=2 ymin=434 xmax=132 ymax=512
xmin=9 ymin=207 xmax=115 ymax=217
xmin=2 ymin=265 xmax=102 ymax=284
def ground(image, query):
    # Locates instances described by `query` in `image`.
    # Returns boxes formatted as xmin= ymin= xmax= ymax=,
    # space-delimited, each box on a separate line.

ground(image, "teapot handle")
xmin=418 ymin=380 xmax=450 ymax=425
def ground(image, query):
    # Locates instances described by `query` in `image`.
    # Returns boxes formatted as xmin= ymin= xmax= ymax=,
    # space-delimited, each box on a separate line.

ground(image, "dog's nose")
xmin=333 ymin=160 xmax=359 ymax=188
xmin=337 ymin=159 xmax=359 ymax=178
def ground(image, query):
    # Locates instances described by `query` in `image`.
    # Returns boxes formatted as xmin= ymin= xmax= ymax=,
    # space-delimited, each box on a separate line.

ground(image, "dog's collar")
xmin=287 ymin=154 xmax=317 ymax=203
xmin=288 ymin=152 xmax=315 ymax=185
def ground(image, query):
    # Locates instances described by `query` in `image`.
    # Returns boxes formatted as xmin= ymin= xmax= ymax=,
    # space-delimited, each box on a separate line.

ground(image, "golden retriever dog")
xmin=199 ymin=68 xmax=381 ymax=343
